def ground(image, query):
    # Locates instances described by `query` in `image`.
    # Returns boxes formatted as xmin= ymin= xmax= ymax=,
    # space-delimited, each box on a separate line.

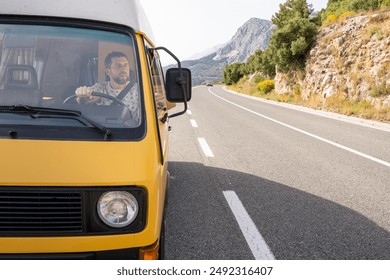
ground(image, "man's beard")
xmin=112 ymin=74 xmax=129 ymax=85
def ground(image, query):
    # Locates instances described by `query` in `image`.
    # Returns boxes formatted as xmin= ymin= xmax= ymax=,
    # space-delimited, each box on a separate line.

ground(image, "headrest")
xmin=4 ymin=65 xmax=38 ymax=90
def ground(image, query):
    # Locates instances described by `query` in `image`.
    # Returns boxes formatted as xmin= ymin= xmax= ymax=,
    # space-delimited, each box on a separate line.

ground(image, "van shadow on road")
xmin=166 ymin=161 xmax=390 ymax=260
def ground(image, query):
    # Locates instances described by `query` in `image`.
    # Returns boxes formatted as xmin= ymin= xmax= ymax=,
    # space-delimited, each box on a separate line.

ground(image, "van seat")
xmin=0 ymin=65 xmax=41 ymax=106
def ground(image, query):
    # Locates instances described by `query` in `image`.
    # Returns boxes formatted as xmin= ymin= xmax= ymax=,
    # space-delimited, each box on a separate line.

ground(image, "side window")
xmin=145 ymin=44 xmax=167 ymax=117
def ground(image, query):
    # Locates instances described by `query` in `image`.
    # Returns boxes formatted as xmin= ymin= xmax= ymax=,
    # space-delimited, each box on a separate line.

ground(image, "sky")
xmin=141 ymin=0 xmax=329 ymax=65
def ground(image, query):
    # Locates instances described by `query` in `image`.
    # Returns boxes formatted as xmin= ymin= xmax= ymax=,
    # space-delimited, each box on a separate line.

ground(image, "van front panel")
xmin=0 ymin=19 xmax=167 ymax=258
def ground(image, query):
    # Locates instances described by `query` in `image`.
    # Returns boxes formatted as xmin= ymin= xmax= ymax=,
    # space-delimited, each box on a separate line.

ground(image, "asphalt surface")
xmin=165 ymin=85 xmax=390 ymax=260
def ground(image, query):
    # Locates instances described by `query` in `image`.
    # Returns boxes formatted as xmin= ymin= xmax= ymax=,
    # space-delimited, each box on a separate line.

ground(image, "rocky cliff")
xmin=276 ymin=10 xmax=390 ymax=108
xmin=213 ymin=17 xmax=273 ymax=64
xmin=179 ymin=18 xmax=273 ymax=85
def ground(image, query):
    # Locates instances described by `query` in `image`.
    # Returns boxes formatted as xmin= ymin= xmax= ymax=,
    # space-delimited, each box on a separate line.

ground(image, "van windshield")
xmin=0 ymin=24 xmax=143 ymax=136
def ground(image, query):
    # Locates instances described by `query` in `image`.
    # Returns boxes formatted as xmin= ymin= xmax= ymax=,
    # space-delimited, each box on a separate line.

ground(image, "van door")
xmin=145 ymin=44 xmax=169 ymax=162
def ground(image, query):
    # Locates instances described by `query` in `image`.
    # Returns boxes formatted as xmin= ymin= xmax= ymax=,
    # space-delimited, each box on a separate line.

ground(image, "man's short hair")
xmin=105 ymin=51 xmax=128 ymax=68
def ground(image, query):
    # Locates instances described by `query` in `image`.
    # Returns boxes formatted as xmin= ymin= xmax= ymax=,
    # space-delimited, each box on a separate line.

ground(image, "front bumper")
xmin=0 ymin=247 xmax=140 ymax=260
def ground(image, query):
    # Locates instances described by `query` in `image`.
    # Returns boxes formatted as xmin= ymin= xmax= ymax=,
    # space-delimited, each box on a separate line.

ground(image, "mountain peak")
xmin=213 ymin=17 xmax=273 ymax=63
xmin=246 ymin=17 xmax=272 ymax=26
xmin=168 ymin=17 xmax=274 ymax=85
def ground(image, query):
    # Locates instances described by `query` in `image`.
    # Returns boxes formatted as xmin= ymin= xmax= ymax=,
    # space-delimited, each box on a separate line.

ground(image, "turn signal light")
xmin=139 ymin=241 xmax=159 ymax=260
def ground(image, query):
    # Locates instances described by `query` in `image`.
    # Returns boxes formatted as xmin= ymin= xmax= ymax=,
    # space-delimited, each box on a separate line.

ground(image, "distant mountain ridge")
xmin=186 ymin=43 xmax=226 ymax=60
xmin=167 ymin=18 xmax=274 ymax=85
xmin=213 ymin=17 xmax=273 ymax=64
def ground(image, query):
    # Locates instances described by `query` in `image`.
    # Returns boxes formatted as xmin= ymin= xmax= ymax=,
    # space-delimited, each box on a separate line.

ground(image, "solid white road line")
xmin=209 ymin=88 xmax=390 ymax=168
xmin=198 ymin=138 xmax=214 ymax=158
xmin=187 ymin=110 xmax=192 ymax=115
xmin=223 ymin=86 xmax=390 ymax=133
xmin=223 ymin=191 xmax=275 ymax=260
xmin=190 ymin=119 xmax=198 ymax=128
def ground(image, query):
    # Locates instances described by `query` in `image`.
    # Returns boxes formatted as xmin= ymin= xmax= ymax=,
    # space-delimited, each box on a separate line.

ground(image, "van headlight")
xmin=97 ymin=191 xmax=139 ymax=228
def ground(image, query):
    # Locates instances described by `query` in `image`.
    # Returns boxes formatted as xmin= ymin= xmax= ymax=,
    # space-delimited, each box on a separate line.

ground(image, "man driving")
xmin=75 ymin=51 xmax=140 ymax=122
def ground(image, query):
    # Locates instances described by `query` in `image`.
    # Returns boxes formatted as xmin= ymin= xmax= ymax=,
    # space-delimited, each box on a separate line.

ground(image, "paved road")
xmin=165 ymin=85 xmax=390 ymax=260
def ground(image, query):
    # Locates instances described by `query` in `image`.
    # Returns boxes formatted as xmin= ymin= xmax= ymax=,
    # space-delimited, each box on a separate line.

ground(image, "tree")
xmin=268 ymin=0 xmax=320 ymax=73
xmin=269 ymin=17 xmax=318 ymax=72
xmin=245 ymin=50 xmax=263 ymax=74
xmin=258 ymin=48 xmax=276 ymax=77
xmin=223 ymin=63 xmax=246 ymax=85
xmin=272 ymin=0 xmax=314 ymax=28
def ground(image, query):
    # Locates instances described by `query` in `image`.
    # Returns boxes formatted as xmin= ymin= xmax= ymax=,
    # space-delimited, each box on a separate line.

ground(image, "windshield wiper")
xmin=0 ymin=105 xmax=113 ymax=140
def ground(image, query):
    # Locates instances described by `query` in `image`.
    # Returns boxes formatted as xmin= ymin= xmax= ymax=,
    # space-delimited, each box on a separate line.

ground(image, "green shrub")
xmin=252 ymin=74 xmax=267 ymax=84
xmin=379 ymin=0 xmax=390 ymax=7
xmin=322 ymin=0 xmax=390 ymax=24
xmin=324 ymin=14 xmax=337 ymax=25
xmin=257 ymin=80 xmax=275 ymax=94
xmin=370 ymin=85 xmax=390 ymax=97
xmin=339 ymin=11 xmax=355 ymax=20
xmin=294 ymin=85 xmax=301 ymax=96
xmin=370 ymin=27 xmax=384 ymax=39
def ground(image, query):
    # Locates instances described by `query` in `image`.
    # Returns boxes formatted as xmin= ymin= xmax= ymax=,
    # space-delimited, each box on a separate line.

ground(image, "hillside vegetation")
xmin=224 ymin=0 xmax=390 ymax=122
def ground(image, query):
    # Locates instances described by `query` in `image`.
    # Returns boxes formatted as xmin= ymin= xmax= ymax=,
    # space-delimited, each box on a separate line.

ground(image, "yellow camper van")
xmin=0 ymin=0 xmax=191 ymax=259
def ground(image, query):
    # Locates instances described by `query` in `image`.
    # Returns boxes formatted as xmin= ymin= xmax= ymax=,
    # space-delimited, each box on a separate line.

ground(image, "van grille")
xmin=0 ymin=190 xmax=83 ymax=234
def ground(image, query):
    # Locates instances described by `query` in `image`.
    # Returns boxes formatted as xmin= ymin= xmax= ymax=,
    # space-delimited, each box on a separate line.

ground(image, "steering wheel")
xmin=63 ymin=92 xmax=126 ymax=106
xmin=63 ymin=92 xmax=133 ymax=122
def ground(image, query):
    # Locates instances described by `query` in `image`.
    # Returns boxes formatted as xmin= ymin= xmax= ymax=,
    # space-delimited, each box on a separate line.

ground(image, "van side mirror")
xmin=165 ymin=68 xmax=192 ymax=103
xmin=150 ymin=46 xmax=191 ymax=118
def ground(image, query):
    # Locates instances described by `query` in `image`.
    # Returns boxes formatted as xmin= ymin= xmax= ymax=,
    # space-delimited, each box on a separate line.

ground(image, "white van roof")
xmin=0 ymin=0 xmax=155 ymax=42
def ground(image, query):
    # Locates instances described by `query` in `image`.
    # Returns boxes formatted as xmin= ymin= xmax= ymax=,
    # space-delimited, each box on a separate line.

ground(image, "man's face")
xmin=107 ymin=56 xmax=129 ymax=85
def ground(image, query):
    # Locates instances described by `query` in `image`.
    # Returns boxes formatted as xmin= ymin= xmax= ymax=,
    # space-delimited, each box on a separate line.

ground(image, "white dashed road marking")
xmin=223 ymin=191 xmax=275 ymax=260
xmin=190 ymin=119 xmax=198 ymax=128
xmin=198 ymin=138 xmax=215 ymax=158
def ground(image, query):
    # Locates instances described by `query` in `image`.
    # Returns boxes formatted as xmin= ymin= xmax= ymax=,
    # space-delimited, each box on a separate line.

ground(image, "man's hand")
xmin=75 ymin=86 xmax=99 ymax=104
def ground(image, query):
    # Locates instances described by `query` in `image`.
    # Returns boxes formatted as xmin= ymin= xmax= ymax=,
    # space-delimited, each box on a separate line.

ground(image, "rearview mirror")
xmin=165 ymin=68 xmax=192 ymax=103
